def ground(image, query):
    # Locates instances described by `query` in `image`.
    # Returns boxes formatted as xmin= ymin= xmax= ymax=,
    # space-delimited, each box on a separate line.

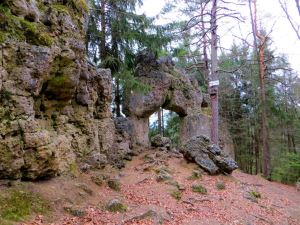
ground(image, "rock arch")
xmin=123 ymin=53 xmax=209 ymax=148
xmin=123 ymin=53 xmax=237 ymax=174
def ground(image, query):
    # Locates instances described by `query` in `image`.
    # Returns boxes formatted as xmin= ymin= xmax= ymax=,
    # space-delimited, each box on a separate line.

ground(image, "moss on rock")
xmin=0 ymin=4 xmax=53 ymax=46
xmin=106 ymin=199 xmax=127 ymax=212
xmin=71 ymin=0 xmax=89 ymax=13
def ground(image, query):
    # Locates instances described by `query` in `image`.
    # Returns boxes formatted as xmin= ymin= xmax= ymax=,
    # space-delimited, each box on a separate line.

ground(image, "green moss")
xmin=0 ymin=31 xmax=8 ymax=43
xmin=170 ymin=190 xmax=182 ymax=201
xmin=215 ymin=181 xmax=226 ymax=190
xmin=36 ymin=2 xmax=48 ymax=12
xmin=48 ymin=75 xmax=68 ymax=87
xmin=38 ymin=33 xmax=54 ymax=46
xmin=107 ymin=179 xmax=121 ymax=191
xmin=249 ymin=190 xmax=261 ymax=199
xmin=106 ymin=200 xmax=127 ymax=213
xmin=0 ymin=4 xmax=9 ymax=13
xmin=0 ymin=6 xmax=53 ymax=46
xmin=69 ymin=162 xmax=79 ymax=177
xmin=0 ymin=190 xmax=50 ymax=223
xmin=71 ymin=0 xmax=89 ymax=13
xmin=52 ymin=4 xmax=71 ymax=14
xmin=0 ymin=90 xmax=12 ymax=102
xmin=192 ymin=184 xmax=207 ymax=194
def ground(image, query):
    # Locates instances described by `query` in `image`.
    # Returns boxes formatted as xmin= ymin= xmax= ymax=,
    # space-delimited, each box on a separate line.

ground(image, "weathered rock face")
xmin=0 ymin=0 xmax=127 ymax=179
xmin=180 ymin=135 xmax=238 ymax=174
xmin=124 ymin=52 xmax=203 ymax=148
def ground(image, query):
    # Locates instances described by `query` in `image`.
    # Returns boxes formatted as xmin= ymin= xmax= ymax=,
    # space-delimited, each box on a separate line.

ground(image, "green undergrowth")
xmin=271 ymin=152 xmax=300 ymax=184
xmin=192 ymin=184 xmax=207 ymax=194
xmin=187 ymin=170 xmax=202 ymax=180
xmin=249 ymin=190 xmax=261 ymax=199
xmin=170 ymin=189 xmax=182 ymax=201
xmin=0 ymin=189 xmax=50 ymax=224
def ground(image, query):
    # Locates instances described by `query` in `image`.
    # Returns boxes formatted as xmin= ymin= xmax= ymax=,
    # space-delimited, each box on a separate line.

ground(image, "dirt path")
xmin=24 ymin=150 xmax=300 ymax=225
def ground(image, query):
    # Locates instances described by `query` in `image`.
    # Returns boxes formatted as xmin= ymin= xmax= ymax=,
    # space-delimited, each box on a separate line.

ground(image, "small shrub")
xmin=216 ymin=181 xmax=226 ymax=190
xmin=192 ymin=184 xmax=207 ymax=194
xmin=187 ymin=170 xmax=202 ymax=180
xmin=170 ymin=190 xmax=182 ymax=201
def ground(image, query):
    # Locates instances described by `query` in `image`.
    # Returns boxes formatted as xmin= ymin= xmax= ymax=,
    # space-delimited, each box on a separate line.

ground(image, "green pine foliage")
xmin=271 ymin=152 xmax=300 ymax=184
xmin=86 ymin=0 xmax=171 ymax=116
xmin=164 ymin=112 xmax=181 ymax=146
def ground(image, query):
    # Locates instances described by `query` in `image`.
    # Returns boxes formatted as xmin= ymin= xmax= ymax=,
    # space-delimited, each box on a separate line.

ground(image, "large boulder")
xmin=180 ymin=135 xmax=238 ymax=175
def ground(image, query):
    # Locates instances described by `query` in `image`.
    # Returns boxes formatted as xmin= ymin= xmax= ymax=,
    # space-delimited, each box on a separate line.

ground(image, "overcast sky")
xmin=138 ymin=0 xmax=300 ymax=73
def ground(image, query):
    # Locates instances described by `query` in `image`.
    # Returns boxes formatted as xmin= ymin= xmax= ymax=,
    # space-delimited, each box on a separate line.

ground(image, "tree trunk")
xmin=253 ymin=0 xmax=271 ymax=178
xmin=115 ymin=78 xmax=121 ymax=117
xmin=201 ymin=3 xmax=209 ymax=85
xmin=210 ymin=0 xmax=219 ymax=145
xmin=161 ymin=109 xmax=164 ymax=135
xmin=158 ymin=108 xmax=162 ymax=135
xmin=100 ymin=0 xmax=107 ymax=61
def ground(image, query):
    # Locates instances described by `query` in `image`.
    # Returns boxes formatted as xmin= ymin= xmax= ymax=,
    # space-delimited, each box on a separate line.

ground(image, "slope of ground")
xmin=1 ymin=150 xmax=299 ymax=225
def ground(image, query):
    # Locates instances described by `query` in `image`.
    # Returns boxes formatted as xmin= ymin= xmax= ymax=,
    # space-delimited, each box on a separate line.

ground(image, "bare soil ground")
xmin=4 ymin=150 xmax=300 ymax=225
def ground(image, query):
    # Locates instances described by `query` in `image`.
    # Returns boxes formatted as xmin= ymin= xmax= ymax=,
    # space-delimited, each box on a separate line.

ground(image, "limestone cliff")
xmin=0 ymin=0 xmax=131 ymax=180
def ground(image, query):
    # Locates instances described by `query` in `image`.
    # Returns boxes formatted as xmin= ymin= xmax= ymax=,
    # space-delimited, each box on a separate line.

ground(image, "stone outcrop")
xmin=123 ymin=52 xmax=203 ymax=148
xmin=0 ymin=0 xmax=133 ymax=180
xmin=180 ymin=135 xmax=238 ymax=174
xmin=124 ymin=52 xmax=237 ymax=174
xmin=0 ymin=1 xmax=236 ymax=180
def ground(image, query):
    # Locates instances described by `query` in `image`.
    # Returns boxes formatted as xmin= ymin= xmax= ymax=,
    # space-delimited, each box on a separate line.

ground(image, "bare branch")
xmin=279 ymin=0 xmax=300 ymax=40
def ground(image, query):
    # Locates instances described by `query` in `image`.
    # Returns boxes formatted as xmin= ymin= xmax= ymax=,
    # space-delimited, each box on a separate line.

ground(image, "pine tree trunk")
xmin=258 ymin=62 xmax=270 ymax=178
xmin=251 ymin=0 xmax=271 ymax=178
xmin=115 ymin=78 xmax=121 ymax=117
xmin=100 ymin=0 xmax=107 ymax=61
xmin=201 ymin=3 xmax=209 ymax=85
xmin=158 ymin=108 xmax=162 ymax=135
xmin=210 ymin=0 xmax=219 ymax=145
xmin=161 ymin=109 xmax=164 ymax=135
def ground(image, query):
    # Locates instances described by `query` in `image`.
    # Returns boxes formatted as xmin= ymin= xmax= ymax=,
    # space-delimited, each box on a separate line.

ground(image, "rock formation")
xmin=124 ymin=52 xmax=237 ymax=174
xmin=0 ymin=1 xmax=236 ymax=180
xmin=0 ymin=0 xmax=132 ymax=180
xmin=180 ymin=135 xmax=238 ymax=174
